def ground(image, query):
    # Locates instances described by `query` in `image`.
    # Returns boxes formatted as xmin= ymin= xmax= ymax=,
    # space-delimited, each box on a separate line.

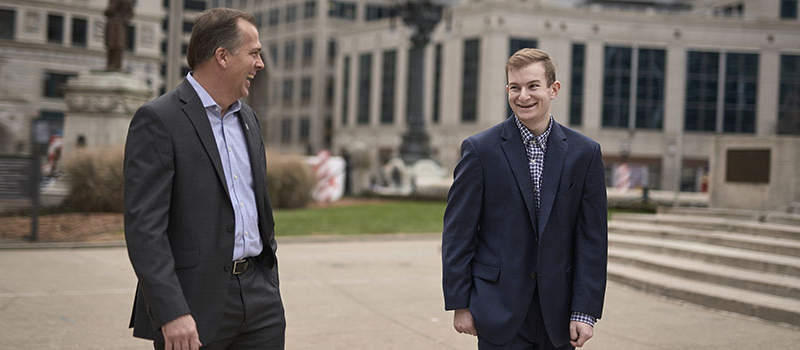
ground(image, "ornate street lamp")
xmin=397 ymin=0 xmax=446 ymax=164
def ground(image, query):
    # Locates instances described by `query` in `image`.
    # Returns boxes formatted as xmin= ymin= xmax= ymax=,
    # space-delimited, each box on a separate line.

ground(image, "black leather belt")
xmin=232 ymin=257 xmax=256 ymax=275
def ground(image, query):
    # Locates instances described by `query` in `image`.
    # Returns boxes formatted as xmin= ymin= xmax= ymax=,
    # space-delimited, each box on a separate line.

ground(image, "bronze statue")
xmin=105 ymin=0 xmax=134 ymax=71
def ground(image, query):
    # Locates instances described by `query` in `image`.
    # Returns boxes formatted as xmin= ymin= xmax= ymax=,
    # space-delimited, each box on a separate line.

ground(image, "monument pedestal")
xmin=62 ymin=71 xmax=151 ymax=157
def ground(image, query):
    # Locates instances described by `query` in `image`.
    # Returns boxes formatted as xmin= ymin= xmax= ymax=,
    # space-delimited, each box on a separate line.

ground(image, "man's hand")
xmin=162 ymin=314 xmax=202 ymax=350
xmin=569 ymin=320 xmax=594 ymax=347
xmin=453 ymin=308 xmax=477 ymax=336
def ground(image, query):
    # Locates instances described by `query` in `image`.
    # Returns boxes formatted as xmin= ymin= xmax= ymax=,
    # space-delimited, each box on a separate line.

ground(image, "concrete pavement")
xmin=1 ymin=235 xmax=799 ymax=349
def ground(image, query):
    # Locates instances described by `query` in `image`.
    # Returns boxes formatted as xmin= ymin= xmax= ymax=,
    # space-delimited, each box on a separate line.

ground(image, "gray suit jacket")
xmin=124 ymin=80 xmax=277 ymax=344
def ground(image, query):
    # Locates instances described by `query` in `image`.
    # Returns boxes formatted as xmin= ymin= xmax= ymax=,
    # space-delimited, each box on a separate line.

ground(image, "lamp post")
xmin=397 ymin=0 xmax=445 ymax=164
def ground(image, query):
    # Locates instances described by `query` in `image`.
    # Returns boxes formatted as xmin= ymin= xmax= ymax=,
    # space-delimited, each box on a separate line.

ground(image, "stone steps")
xmin=611 ymin=213 xmax=800 ymax=241
xmin=608 ymin=262 xmax=800 ymax=327
xmin=607 ymin=214 xmax=800 ymax=327
xmin=609 ymin=221 xmax=800 ymax=257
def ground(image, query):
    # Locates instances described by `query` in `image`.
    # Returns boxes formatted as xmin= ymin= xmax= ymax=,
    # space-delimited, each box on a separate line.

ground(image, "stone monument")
xmin=61 ymin=0 xmax=150 ymax=157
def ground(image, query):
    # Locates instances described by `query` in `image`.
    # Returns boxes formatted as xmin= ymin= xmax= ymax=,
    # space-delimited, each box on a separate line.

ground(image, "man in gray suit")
xmin=124 ymin=8 xmax=284 ymax=350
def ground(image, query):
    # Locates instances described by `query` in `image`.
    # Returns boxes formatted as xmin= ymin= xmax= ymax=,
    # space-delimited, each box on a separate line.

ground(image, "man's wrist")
xmin=570 ymin=311 xmax=596 ymax=327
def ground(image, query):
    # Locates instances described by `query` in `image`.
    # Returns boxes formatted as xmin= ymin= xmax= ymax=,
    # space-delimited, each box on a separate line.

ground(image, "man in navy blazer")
xmin=442 ymin=48 xmax=607 ymax=349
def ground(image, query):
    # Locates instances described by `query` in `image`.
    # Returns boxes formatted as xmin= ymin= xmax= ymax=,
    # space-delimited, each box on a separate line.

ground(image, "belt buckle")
xmin=232 ymin=258 xmax=247 ymax=275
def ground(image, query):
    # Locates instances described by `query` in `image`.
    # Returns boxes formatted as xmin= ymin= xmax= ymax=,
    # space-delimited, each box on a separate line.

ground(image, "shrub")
xmin=63 ymin=146 xmax=125 ymax=213
xmin=266 ymin=151 xmax=315 ymax=209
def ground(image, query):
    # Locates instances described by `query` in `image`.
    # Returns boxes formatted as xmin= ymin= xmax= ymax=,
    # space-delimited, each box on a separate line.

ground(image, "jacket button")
xmin=529 ymin=272 xmax=537 ymax=280
xmin=227 ymin=226 xmax=234 ymax=233
xmin=223 ymin=264 xmax=231 ymax=272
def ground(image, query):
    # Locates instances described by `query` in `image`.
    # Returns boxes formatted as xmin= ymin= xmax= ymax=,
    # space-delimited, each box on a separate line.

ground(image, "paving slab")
xmin=1 ymin=236 xmax=799 ymax=349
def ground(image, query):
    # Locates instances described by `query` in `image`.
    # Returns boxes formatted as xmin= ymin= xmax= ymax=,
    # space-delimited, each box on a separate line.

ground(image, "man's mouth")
xmin=517 ymin=103 xmax=536 ymax=109
xmin=246 ymin=74 xmax=255 ymax=81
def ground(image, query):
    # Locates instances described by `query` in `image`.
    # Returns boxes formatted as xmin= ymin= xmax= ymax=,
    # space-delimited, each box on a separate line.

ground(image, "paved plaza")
xmin=1 ymin=235 xmax=799 ymax=349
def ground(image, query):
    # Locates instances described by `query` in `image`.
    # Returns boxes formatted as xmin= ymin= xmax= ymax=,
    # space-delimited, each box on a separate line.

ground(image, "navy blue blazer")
xmin=442 ymin=116 xmax=607 ymax=347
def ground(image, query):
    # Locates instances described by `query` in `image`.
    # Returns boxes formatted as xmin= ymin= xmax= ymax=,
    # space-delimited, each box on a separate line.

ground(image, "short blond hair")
xmin=506 ymin=48 xmax=556 ymax=87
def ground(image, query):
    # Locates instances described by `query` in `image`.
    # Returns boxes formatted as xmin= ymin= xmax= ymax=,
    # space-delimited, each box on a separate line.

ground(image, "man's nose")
xmin=256 ymin=53 xmax=265 ymax=70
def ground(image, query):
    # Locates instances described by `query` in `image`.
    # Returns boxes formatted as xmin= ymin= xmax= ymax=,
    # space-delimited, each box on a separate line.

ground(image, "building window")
xmin=570 ymin=43 xmax=585 ymax=127
xmin=365 ymin=4 xmax=397 ymax=21
xmin=326 ymin=76 xmax=335 ymax=106
xmin=779 ymin=55 xmax=800 ymax=135
xmin=304 ymin=0 xmax=317 ymax=19
xmin=509 ymin=38 xmax=537 ymax=56
xmin=281 ymin=118 xmax=292 ymax=144
xmin=635 ymin=48 xmax=666 ymax=129
xmin=284 ymin=41 xmax=296 ymax=69
xmin=185 ymin=0 xmax=206 ymax=11
xmin=0 ymin=9 xmax=14 ymax=39
xmin=327 ymin=39 xmax=337 ymax=65
xmin=329 ymin=1 xmax=356 ymax=19
xmin=724 ymin=53 xmax=758 ymax=133
xmin=286 ymin=4 xmax=297 ymax=23
xmin=71 ymin=18 xmax=87 ymax=47
xmin=302 ymin=38 xmax=314 ymax=65
xmin=126 ymin=25 xmax=136 ymax=52
xmin=685 ymin=51 xmax=719 ymax=132
xmin=269 ymin=8 xmax=280 ymax=27
xmin=48 ymin=14 xmax=64 ymax=44
xmin=432 ymin=43 xmax=443 ymax=124
xmin=299 ymin=117 xmax=311 ymax=142
xmin=181 ymin=43 xmax=188 ymax=55
xmin=602 ymin=46 xmax=632 ymax=128
xmin=462 ymin=38 xmax=480 ymax=122
xmin=269 ymin=43 xmax=278 ymax=67
xmin=255 ymin=13 xmax=263 ymax=28
xmin=357 ymin=53 xmax=372 ymax=125
xmin=182 ymin=20 xmax=193 ymax=34
xmin=283 ymin=78 xmax=294 ymax=105
xmin=43 ymin=72 xmax=76 ymax=98
xmin=301 ymin=77 xmax=312 ymax=103
xmin=781 ymin=0 xmax=798 ymax=19
xmin=381 ymin=50 xmax=396 ymax=124
xmin=342 ymin=55 xmax=351 ymax=125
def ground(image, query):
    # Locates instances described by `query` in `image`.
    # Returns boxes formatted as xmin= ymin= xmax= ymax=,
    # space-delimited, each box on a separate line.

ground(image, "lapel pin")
xmin=245 ymin=123 xmax=249 ymax=130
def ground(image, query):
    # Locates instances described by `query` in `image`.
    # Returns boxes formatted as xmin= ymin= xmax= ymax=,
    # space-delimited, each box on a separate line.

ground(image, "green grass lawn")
xmin=272 ymin=200 xmax=650 ymax=236
xmin=273 ymin=200 xmax=447 ymax=236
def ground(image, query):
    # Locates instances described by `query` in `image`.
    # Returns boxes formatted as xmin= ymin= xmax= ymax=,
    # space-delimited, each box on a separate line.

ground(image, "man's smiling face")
xmin=506 ymin=61 xmax=559 ymax=129
xmin=225 ymin=19 xmax=264 ymax=101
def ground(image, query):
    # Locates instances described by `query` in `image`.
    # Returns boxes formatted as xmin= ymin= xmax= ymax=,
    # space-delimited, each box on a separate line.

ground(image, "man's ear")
xmin=214 ymin=47 xmax=228 ymax=67
xmin=550 ymin=80 xmax=561 ymax=99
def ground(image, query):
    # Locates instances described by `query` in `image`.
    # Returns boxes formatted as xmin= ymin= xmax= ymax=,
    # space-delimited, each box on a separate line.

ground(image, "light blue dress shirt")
xmin=186 ymin=73 xmax=263 ymax=261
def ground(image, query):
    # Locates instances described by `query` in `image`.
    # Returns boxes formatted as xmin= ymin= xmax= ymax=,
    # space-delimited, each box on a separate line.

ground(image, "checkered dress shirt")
xmin=514 ymin=115 xmax=597 ymax=327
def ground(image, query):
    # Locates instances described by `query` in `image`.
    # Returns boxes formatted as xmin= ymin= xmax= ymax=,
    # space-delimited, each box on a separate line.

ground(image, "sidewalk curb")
xmin=0 ymin=240 xmax=128 ymax=250
xmin=0 ymin=232 xmax=443 ymax=250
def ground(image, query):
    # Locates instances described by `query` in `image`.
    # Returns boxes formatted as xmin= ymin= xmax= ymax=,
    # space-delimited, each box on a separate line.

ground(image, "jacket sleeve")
xmin=571 ymin=143 xmax=608 ymax=319
xmin=124 ymin=104 xmax=191 ymax=329
xmin=442 ymin=138 xmax=484 ymax=310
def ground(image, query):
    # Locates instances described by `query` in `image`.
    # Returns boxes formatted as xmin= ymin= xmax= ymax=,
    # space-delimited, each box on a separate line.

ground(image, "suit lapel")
xmin=500 ymin=117 xmax=538 ymax=233
xmin=537 ymin=121 xmax=568 ymax=238
xmin=178 ymin=81 xmax=230 ymax=199
xmin=237 ymin=107 xmax=267 ymax=201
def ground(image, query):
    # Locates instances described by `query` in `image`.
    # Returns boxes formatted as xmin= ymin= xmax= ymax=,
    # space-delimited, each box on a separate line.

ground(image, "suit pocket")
xmin=172 ymin=250 xmax=199 ymax=269
xmin=472 ymin=261 xmax=500 ymax=283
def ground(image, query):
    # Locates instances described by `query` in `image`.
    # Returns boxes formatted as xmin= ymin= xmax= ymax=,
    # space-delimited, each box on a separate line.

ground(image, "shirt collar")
xmin=186 ymin=72 xmax=241 ymax=115
xmin=515 ymin=115 xmax=554 ymax=148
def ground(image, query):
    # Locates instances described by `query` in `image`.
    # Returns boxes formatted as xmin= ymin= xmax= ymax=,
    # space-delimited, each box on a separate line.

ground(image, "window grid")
xmin=685 ymin=51 xmax=719 ymax=132
xmin=602 ymin=46 xmax=632 ymax=128
xmin=723 ymin=53 xmax=758 ymax=133
xmin=779 ymin=54 xmax=800 ymax=135
xmin=357 ymin=53 xmax=372 ymax=125
xmin=635 ymin=48 xmax=666 ymax=129
xmin=462 ymin=39 xmax=480 ymax=122
xmin=380 ymin=50 xmax=396 ymax=124
xmin=570 ymin=43 xmax=585 ymax=126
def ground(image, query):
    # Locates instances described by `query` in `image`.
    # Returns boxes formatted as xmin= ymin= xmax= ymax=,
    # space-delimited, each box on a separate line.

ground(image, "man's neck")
xmin=520 ymin=114 xmax=551 ymax=136
xmin=192 ymin=70 xmax=234 ymax=115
